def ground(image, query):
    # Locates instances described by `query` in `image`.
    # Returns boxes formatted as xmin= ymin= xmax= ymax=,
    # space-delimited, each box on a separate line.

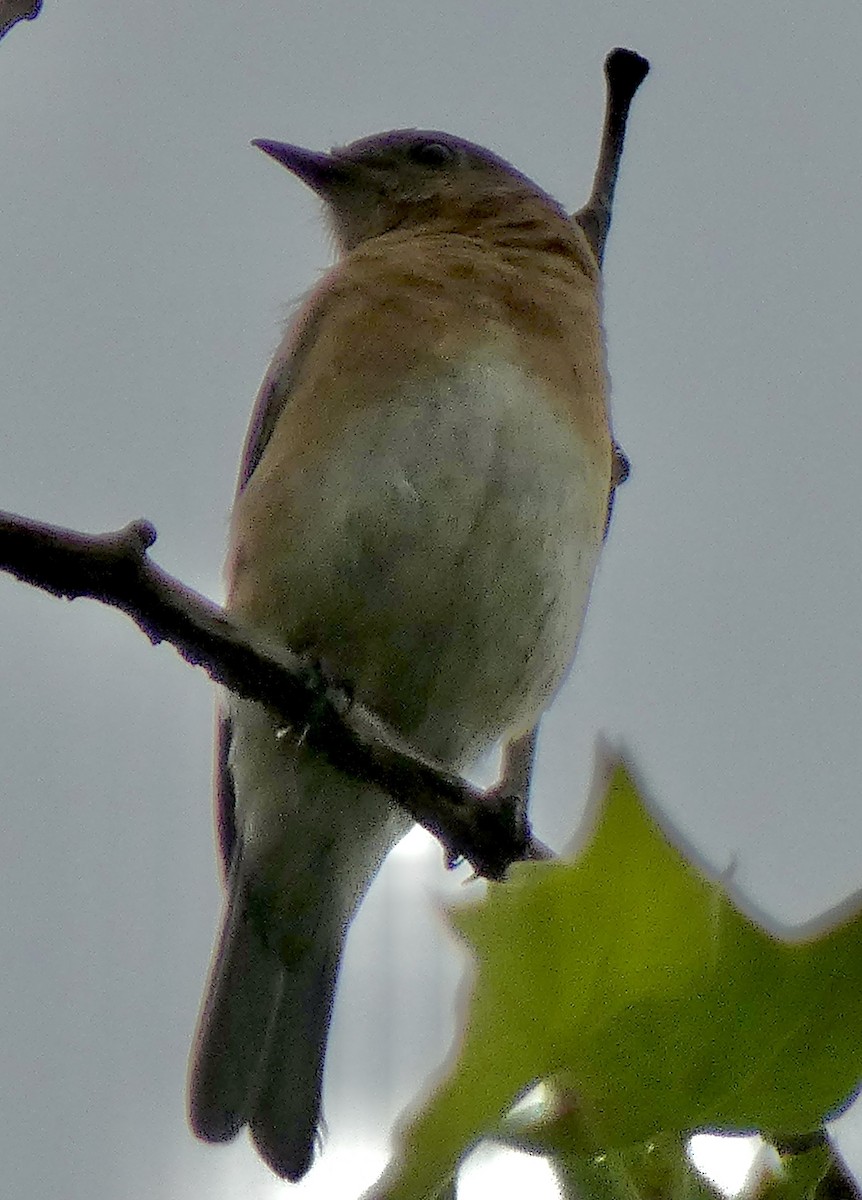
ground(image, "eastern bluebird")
xmin=188 ymin=49 xmax=646 ymax=1182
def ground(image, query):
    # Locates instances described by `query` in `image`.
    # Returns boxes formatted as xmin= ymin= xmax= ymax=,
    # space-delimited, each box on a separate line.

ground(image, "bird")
xmin=187 ymin=84 xmax=642 ymax=1180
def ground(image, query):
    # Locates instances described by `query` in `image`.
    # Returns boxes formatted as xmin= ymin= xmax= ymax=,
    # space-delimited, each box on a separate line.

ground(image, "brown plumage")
xmin=189 ymin=127 xmax=614 ymax=1181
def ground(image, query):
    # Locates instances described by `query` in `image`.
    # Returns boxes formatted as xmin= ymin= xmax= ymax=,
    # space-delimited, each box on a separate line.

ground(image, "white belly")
xmin=232 ymin=346 xmax=608 ymax=769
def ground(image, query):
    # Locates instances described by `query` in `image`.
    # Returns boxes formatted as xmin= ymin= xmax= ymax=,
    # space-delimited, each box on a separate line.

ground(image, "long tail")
xmin=188 ymin=871 xmax=341 ymax=1181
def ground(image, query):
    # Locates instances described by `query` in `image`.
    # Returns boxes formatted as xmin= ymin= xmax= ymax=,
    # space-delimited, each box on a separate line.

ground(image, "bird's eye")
xmin=408 ymin=141 xmax=456 ymax=167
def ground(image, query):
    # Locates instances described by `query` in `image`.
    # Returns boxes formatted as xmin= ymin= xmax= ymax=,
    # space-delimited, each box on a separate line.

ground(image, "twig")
xmin=0 ymin=509 xmax=554 ymax=881
xmin=575 ymin=47 xmax=650 ymax=265
xmin=0 ymin=0 xmax=42 ymax=40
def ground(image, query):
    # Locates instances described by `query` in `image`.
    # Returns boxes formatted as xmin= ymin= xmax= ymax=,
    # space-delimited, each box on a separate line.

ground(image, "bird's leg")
xmin=277 ymin=654 xmax=354 ymax=747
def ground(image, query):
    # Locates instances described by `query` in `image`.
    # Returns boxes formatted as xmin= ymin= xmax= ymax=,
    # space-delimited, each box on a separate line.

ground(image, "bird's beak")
xmin=252 ymin=139 xmax=348 ymax=196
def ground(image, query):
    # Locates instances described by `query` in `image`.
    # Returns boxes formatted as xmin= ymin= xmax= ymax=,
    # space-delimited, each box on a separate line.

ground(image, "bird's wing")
xmin=217 ymin=290 xmax=334 ymax=873
xmin=236 ymin=296 xmax=332 ymax=493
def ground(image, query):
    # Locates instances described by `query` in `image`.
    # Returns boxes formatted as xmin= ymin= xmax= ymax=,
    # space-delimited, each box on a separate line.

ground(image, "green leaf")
xmin=755 ymin=1145 xmax=831 ymax=1200
xmin=365 ymin=762 xmax=862 ymax=1200
xmin=555 ymin=1134 xmax=724 ymax=1200
xmin=494 ymin=1103 xmax=725 ymax=1200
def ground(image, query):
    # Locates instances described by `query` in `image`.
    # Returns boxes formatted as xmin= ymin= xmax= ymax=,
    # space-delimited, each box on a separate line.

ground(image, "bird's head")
xmin=253 ymin=129 xmax=573 ymax=252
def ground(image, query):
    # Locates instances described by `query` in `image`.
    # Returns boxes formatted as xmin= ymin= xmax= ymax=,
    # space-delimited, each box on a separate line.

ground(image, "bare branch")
xmin=0 ymin=510 xmax=554 ymax=881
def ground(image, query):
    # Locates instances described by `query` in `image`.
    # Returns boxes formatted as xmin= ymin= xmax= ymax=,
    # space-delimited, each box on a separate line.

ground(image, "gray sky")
xmin=1 ymin=2 xmax=861 ymax=1197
